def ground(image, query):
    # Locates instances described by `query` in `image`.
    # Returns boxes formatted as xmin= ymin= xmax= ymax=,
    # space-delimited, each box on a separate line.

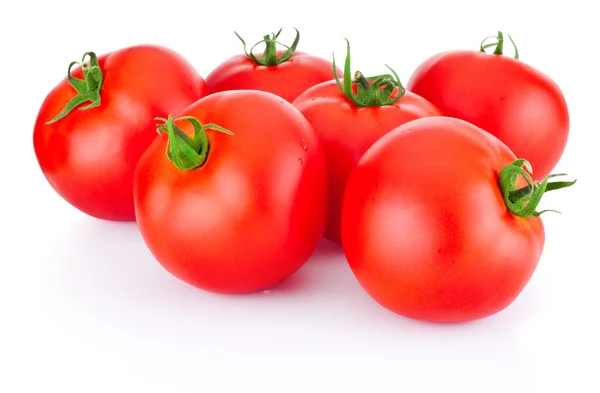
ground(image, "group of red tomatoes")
xmin=33 ymin=29 xmax=575 ymax=323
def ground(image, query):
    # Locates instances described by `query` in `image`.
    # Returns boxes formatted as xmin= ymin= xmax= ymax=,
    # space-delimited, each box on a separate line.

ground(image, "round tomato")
xmin=293 ymin=39 xmax=441 ymax=243
xmin=407 ymin=31 xmax=569 ymax=180
xmin=205 ymin=28 xmax=341 ymax=102
xmin=341 ymin=116 xmax=575 ymax=323
xmin=134 ymin=90 xmax=328 ymax=294
xmin=33 ymin=45 xmax=207 ymax=221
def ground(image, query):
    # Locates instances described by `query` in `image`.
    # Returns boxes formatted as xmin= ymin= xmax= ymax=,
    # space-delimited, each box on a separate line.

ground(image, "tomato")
xmin=133 ymin=90 xmax=328 ymax=294
xmin=406 ymin=31 xmax=569 ymax=180
xmin=205 ymin=28 xmax=341 ymax=102
xmin=341 ymin=116 xmax=575 ymax=323
xmin=293 ymin=40 xmax=441 ymax=243
xmin=33 ymin=45 xmax=207 ymax=221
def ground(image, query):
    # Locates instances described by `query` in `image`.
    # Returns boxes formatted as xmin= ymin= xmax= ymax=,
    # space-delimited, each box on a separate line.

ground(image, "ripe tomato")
xmin=134 ymin=90 xmax=328 ymax=294
xmin=407 ymin=31 xmax=569 ymax=180
xmin=205 ymin=28 xmax=341 ymax=102
xmin=293 ymin=40 xmax=441 ymax=243
xmin=341 ymin=116 xmax=575 ymax=323
xmin=33 ymin=45 xmax=207 ymax=221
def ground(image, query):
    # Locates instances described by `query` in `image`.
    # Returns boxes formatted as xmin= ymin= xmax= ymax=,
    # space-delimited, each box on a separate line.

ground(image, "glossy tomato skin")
xmin=134 ymin=90 xmax=328 ymax=294
xmin=205 ymin=50 xmax=341 ymax=102
xmin=293 ymin=80 xmax=442 ymax=243
xmin=407 ymin=50 xmax=569 ymax=180
xmin=341 ymin=116 xmax=544 ymax=323
xmin=33 ymin=45 xmax=207 ymax=221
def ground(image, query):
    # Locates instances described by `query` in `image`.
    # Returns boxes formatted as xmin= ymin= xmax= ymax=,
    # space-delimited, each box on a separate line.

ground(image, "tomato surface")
xmin=406 ymin=32 xmax=569 ymax=180
xmin=33 ymin=45 xmax=207 ymax=221
xmin=293 ymin=40 xmax=441 ymax=243
xmin=205 ymin=29 xmax=341 ymax=102
xmin=341 ymin=116 xmax=554 ymax=323
xmin=134 ymin=90 xmax=328 ymax=294
xmin=294 ymin=81 xmax=441 ymax=243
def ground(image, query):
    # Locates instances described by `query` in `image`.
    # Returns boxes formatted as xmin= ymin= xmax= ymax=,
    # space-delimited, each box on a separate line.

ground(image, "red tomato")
xmin=407 ymin=31 xmax=569 ymax=180
xmin=341 ymin=116 xmax=575 ymax=323
xmin=293 ymin=40 xmax=441 ymax=243
xmin=33 ymin=45 xmax=207 ymax=221
xmin=134 ymin=90 xmax=328 ymax=294
xmin=205 ymin=28 xmax=341 ymax=102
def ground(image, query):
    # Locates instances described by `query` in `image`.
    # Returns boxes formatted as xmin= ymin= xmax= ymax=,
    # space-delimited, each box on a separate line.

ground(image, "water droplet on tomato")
xmin=301 ymin=139 xmax=307 ymax=151
xmin=298 ymin=158 xmax=303 ymax=165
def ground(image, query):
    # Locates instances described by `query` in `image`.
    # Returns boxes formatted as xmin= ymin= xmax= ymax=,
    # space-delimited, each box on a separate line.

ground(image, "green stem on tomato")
xmin=234 ymin=28 xmax=300 ymax=66
xmin=332 ymin=39 xmax=406 ymax=107
xmin=155 ymin=115 xmax=234 ymax=171
xmin=46 ymin=52 xmax=104 ymax=124
xmin=498 ymin=159 xmax=576 ymax=217
xmin=480 ymin=31 xmax=520 ymax=59
xmin=353 ymin=71 xmax=371 ymax=91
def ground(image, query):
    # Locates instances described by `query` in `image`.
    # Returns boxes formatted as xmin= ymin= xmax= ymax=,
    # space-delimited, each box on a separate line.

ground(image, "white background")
xmin=1 ymin=0 xmax=598 ymax=392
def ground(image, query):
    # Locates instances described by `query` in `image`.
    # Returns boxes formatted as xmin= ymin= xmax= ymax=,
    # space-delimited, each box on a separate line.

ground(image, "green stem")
xmin=332 ymin=39 xmax=406 ymax=107
xmin=155 ymin=115 xmax=234 ymax=171
xmin=46 ymin=52 xmax=104 ymax=124
xmin=498 ymin=159 xmax=576 ymax=217
xmin=480 ymin=31 xmax=520 ymax=59
xmin=353 ymin=71 xmax=371 ymax=91
xmin=234 ymin=28 xmax=300 ymax=66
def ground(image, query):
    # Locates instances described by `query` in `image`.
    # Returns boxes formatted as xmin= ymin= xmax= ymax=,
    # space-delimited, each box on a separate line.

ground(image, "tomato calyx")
xmin=234 ymin=28 xmax=300 ymax=66
xmin=46 ymin=52 xmax=104 ymax=124
xmin=155 ymin=115 xmax=234 ymax=171
xmin=480 ymin=31 xmax=520 ymax=59
xmin=499 ymin=159 xmax=576 ymax=217
xmin=332 ymin=39 xmax=406 ymax=108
